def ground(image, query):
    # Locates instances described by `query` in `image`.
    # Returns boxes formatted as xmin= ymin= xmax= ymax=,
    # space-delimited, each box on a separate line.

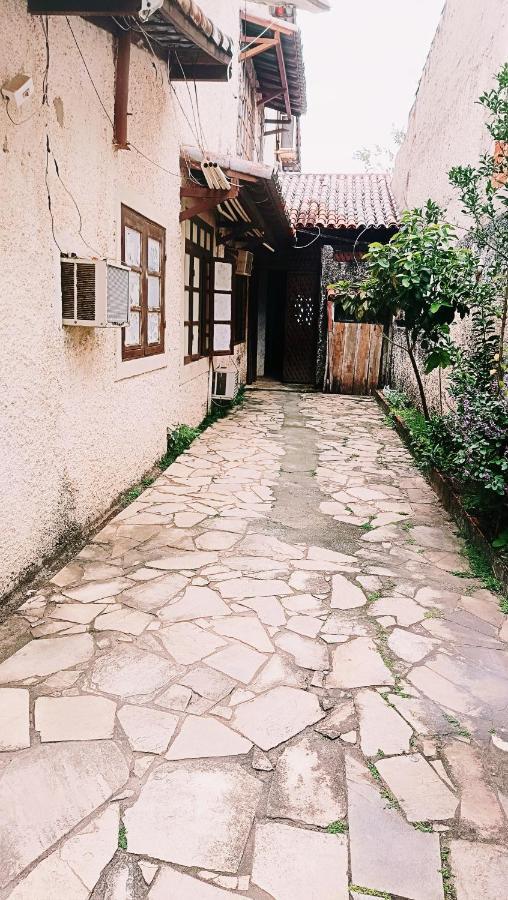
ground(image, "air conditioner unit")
xmin=61 ymin=258 xmax=130 ymax=327
xmin=211 ymin=369 xmax=239 ymax=401
xmin=236 ymin=249 xmax=253 ymax=277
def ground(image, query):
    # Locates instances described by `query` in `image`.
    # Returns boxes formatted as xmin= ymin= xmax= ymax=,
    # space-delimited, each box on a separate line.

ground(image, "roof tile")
xmin=278 ymin=172 xmax=399 ymax=231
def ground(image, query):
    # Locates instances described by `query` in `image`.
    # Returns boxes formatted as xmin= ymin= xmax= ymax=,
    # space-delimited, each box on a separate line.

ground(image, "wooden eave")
xmin=240 ymin=10 xmax=306 ymax=116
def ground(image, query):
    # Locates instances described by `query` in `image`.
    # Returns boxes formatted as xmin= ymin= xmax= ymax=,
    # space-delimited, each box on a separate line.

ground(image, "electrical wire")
xmin=45 ymin=136 xmax=63 ymax=253
xmin=292 ymin=225 xmax=321 ymax=249
xmin=48 ymin=138 xmax=101 ymax=256
xmin=2 ymin=97 xmax=36 ymax=125
xmin=40 ymin=15 xmax=50 ymax=106
xmin=66 ymin=17 xmax=114 ymax=126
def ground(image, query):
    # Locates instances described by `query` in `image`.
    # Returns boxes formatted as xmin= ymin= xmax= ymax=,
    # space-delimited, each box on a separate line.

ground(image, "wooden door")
xmin=283 ymin=271 xmax=319 ymax=384
xmin=328 ymin=322 xmax=383 ymax=394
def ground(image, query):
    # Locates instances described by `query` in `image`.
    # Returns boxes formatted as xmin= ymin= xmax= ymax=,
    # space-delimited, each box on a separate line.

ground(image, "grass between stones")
xmin=325 ymin=819 xmax=348 ymax=834
xmin=439 ymin=844 xmax=456 ymax=900
xmin=349 ymin=885 xmax=391 ymax=899
xmin=118 ymin=823 xmax=127 ymax=850
xmin=443 ymin=713 xmax=471 ymax=739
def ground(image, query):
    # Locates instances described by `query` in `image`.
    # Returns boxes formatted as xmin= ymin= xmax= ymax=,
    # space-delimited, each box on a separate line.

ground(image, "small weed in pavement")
xmin=444 ymin=713 xmax=471 ymax=738
xmin=118 ymin=824 xmax=127 ymax=850
xmin=440 ymin=845 xmax=456 ymax=900
xmin=350 ymin=884 xmax=391 ymax=899
xmin=413 ymin=821 xmax=434 ymax=832
xmin=326 ymin=819 xmax=348 ymax=834
xmin=424 ymin=607 xmax=444 ymax=619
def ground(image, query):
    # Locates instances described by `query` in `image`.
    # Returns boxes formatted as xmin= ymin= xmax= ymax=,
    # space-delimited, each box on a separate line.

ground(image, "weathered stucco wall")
xmin=389 ymin=0 xmax=508 ymax=411
xmin=0 ymin=1 xmax=249 ymax=597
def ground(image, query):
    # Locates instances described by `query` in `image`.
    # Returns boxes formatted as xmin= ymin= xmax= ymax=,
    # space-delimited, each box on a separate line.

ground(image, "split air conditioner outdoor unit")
xmin=236 ymin=249 xmax=253 ymax=277
xmin=61 ymin=258 xmax=130 ymax=327
xmin=211 ymin=369 xmax=239 ymax=401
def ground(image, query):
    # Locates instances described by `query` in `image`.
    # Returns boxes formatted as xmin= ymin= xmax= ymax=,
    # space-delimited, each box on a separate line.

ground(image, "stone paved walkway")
xmin=1 ymin=391 xmax=508 ymax=900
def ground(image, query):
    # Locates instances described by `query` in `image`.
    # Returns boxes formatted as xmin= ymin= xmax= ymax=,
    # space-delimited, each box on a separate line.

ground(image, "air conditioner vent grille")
xmin=61 ymin=261 xmax=75 ymax=320
xmin=76 ymin=263 xmax=96 ymax=320
xmin=107 ymin=264 xmax=130 ymax=324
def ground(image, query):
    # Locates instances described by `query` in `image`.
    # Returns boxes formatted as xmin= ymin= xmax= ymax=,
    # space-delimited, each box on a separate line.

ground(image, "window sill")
xmin=115 ymin=351 xmax=167 ymax=382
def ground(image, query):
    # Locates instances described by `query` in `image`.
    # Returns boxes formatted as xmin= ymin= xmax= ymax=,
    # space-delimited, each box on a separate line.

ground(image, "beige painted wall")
xmin=389 ymin=0 xmax=508 ymax=410
xmin=0 ymin=1 xmax=252 ymax=597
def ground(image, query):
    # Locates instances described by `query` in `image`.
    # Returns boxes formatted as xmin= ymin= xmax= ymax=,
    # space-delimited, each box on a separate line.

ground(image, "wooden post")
xmin=114 ymin=31 xmax=130 ymax=149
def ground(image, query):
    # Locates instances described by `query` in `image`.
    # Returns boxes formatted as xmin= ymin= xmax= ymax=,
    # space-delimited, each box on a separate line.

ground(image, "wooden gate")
xmin=327 ymin=322 xmax=383 ymax=394
xmin=283 ymin=271 xmax=318 ymax=383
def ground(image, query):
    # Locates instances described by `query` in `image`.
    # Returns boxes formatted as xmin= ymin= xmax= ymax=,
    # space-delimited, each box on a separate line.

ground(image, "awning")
xmin=28 ymin=0 xmax=233 ymax=80
xmin=240 ymin=6 xmax=306 ymax=117
xmin=181 ymin=146 xmax=291 ymax=247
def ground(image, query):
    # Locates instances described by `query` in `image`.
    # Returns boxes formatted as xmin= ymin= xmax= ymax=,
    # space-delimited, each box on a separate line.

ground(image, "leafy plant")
xmin=326 ymin=820 xmax=348 ymax=834
xmin=118 ymin=823 xmax=127 ymax=850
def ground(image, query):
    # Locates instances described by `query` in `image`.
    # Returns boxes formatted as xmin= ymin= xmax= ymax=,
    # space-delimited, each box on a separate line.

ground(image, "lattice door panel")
xmin=283 ymin=272 xmax=319 ymax=384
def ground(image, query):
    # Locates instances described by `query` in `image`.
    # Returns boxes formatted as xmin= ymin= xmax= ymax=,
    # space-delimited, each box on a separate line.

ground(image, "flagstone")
xmin=281 ymin=593 xmax=325 ymax=614
xmin=356 ymin=689 xmax=412 ymax=756
xmin=205 ymin=643 xmax=267 ymax=684
xmin=94 ymin=607 xmax=154 ymax=635
xmin=314 ymin=699 xmax=356 ymax=739
xmin=369 ymin=596 xmax=426 ymax=626
xmin=125 ymin=761 xmax=262 ymax=871
xmin=249 ymin=653 xmax=305 ymax=692
xmin=267 ymin=732 xmax=346 ymax=826
xmin=179 ymin=665 xmax=236 ymax=702
xmin=48 ymin=603 xmax=106 ymax=624
xmin=0 ymin=688 xmax=29 ymax=750
xmin=327 ymin=638 xmax=394 ymax=688
xmin=121 ymin=574 xmax=188 ymax=612
xmin=149 ymin=867 xmax=237 ymax=899
xmin=211 ymin=616 xmax=274 ymax=652
xmin=62 ymin=578 xmax=133 ymax=603
xmin=195 ymin=531 xmax=241 ymax=551
xmin=377 ymin=753 xmax=458 ymax=821
xmin=155 ymin=683 xmax=192 ymax=711
xmin=0 ymin=741 xmax=128 ymax=888
xmin=35 ymin=695 xmax=116 ymax=741
xmin=388 ymin=692 xmax=455 ymax=735
xmin=217 ymin=577 xmax=292 ymax=599
xmin=286 ymin=615 xmax=322 ymax=638
xmin=238 ymin=595 xmax=286 ymax=626
xmin=346 ymin=754 xmax=445 ymax=900
xmin=166 ymin=715 xmax=252 ymax=760
xmin=147 ymin=552 xmax=218 ymax=571
xmin=388 ymin=627 xmax=439 ymax=662
xmin=117 ymin=704 xmax=179 ymax=753
xmin=231 ymin=686 xmax=324 ymax=749
xmin=159 ymin=586 xmax=230 ymax=622
xmin=443 ymin=741 xmax=505 ymax=836
xmin=450 ymin=840 xmax=508 ymax=900
xmin=275 ymin=631 xmax=329 ymax=670
xmin=411 ymin=526 xmax=458 ymax=551
xmin=157 ymin=622 xmax=227 ymax=664
xmin=89 ymin=647 xmax=175 ymax=698
xmin=288 ymin=570 xmax=329 ymax=593
xmin=331 ymin=574 xmax=367 ymax=609
xmin=0 ymin=634 xmax=93 ymax=683
xmin=251 ymin=821 xmax=348 ymax=900
xmin=236 ymin=534 xmax=304 ymax=560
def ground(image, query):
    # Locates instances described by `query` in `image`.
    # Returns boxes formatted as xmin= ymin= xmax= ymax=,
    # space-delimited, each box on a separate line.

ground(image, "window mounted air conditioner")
xmin=211 ymin=369 xmax=239 ymax=401
xmin=236 ymin=249 xmax=253 ymax=277
xmin=61 ymin=258 xmax=130 ymax=327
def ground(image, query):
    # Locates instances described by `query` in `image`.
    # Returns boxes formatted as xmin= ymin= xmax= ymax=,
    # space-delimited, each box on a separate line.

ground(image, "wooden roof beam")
xmin=240 ymin=10 xmax=294 ymax=36
xmin=239 ymin=37 xmax=278 ymax=62
xmin=275 ymin=33 xmax=291 ymax=118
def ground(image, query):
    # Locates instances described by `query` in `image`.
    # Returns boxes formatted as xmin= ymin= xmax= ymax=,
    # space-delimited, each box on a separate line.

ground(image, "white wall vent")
xmin=61 ymin=258 xmax=130 ymax=327
xmin=236 ymin=250 xmax=253 ymax=277
xmin=211 ymin=369 xmax=238 ymax=401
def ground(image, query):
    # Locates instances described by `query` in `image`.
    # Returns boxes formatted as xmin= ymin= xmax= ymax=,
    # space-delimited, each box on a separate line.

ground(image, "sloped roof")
xmin=241 ymin=8 xmax=306 ymax=116
xmin=278 ymin=172 xmax=399 ymax=231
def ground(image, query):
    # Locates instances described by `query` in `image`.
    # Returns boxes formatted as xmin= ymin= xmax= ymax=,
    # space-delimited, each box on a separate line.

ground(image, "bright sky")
xmin=298 ymin=0 xmax=445 ymax=173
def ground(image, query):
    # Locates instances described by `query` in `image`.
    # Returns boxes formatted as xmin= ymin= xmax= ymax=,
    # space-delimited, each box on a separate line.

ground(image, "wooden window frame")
xmin=184 ymin=218 xmax=214 ymax=364
xmin=121 ymin=205 xmax=165 ymax=361
xmin=233 ymin=274 xmax=248 ymax=344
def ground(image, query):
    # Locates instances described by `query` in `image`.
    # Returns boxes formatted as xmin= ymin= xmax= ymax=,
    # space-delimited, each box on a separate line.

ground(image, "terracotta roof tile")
xmin=278 ymin=172 xmax=399 ymax=231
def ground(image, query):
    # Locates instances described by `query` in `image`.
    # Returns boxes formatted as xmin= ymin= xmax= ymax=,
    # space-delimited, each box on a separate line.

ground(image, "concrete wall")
xmin=389 ymin=0 xmax=508 ymax=410
xmin=0 ymin=1 xmax=254 ymax=597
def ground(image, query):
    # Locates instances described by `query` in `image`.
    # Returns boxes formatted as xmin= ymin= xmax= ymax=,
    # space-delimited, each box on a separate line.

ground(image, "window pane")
xmin=215 ymin=261 xmax=232 ymax=291
xmin=125 ymin=310 xmax=140 ymax=346
xmin=147 ymin=312 xmax=160 ymax=345
xmin=192 ymin=222 xmax=198 ymax=243
xmin=214 ymin=323 xmax=231 ymax=352
xmin=214 ymin=293 xmax=231 ymax=320
xmin=185 ymin=219 xmax=191 ymax=240
xmin=148 ymin=238 xmax=161 ymax=273
xmin=184 ymin=324 xmax=189 ymax=356
xmin=129 ymin=271 xmax=140 ymax=308
xmin=125 ymin=227 xmax=141 ymax=267
xmin=184 ymin=253 xmax=191 ymax=287
xmin=192 ymin=325 xmax=200 ymax=356
xmin=194 ymin=256 xmax=200 ymax=285
xmin=206 ymin=232 xmax=212 ymax=252
xmin=184 ymin=289 xmax=191 ymax=321
xmin=199 ymin=228 xmax=205 ymax=248
xmin=148 ymin=275 xmax=160 ymax=309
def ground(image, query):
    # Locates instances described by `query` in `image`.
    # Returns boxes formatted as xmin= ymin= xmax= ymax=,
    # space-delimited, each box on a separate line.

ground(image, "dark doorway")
xmin=283 ymin=270 xmax=319 ymax=384
xmin=265 ymin=270 xmax=286 ymax=380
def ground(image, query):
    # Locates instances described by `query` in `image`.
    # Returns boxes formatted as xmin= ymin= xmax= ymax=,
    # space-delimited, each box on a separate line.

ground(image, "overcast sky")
xmin=298 ymin=0 xmax=444 ymax=172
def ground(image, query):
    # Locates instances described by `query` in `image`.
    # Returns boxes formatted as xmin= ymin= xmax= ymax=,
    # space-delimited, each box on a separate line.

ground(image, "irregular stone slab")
xmin=35 ymin=696 xmax=116 ymax=742
xmin=411 ymin=526 xmax=458 ymax=551
xmin=118 ymin=704 xmax=179 ymax=753
xmin=356 ymin=689 xmax=412 ymax=756
xmin=166 ymin=715 xmax=252 ymax=760
xmin=155 ymin=684 xmax=192 ymax=711
xmin=225 ymin=555 xmax=290 ymax=574
xmin=121 ymin=574 xmax=188 ymax=612
xmin=267 ymin=732 xmax=346 ymax=826
xmin=377 ymin=753 xmax=458 ymax=821
xmin=251 ymin=821 xmax=348 ymax=900
xmin=231 ymin=686 xmax=324 ymax=750
xmin=62 ymin=578 xmax=133 ymax=603
xmin=59 ymin=805 xmax=119 ymax=891
xmin=362 ymin=525 xmax=399 ymax=543
xmin=238 ymin=596 xmax=286 ymax=626
xmin=94 ymin=607 xmax=153 ymax=635
xmin=282 ymin=593 xmax=325 ymax=615
xmin=370 ymin=597 xmax=425 ymax=626
xmin=0 ymin=688 xmax=29 ymax=750
xmin=289 ymin=570 xmax=329 ymax=594
xmin=388 ymin=692 xmax=456 ymax=736
xmin=408 ymin=665 xmax=482 ymax=717
xmin=205 ymin=644 xmax=267 ymax=684
xmin=286 ymin=615 xmax=322 ymax=638
xmin=450 ymin=839 xmax=508 ymax=900
xmin=195 ymin=532 xmax=241 ymax=551
xmin=315 ymin=699 xmax=356 ymax=739
xmin=236 ymin=534 xmax=304 ymax=560
xmin=159 ymin=587 xmax=230 ymax=622
xmin=331 ymin=574 xmax=366 ymax=610
xmin=347 ymin=754 xmax=444 ymax=900
xmin=0 ymin=741 xmax=128 ymax=888
xmin=388 ymin=627 xmax=438 ymax=663
xmin=49 ymin=603 xmax=105 ymax=624
xmin=0 ymin=634 xmax=93 ymax=683
xmin=218 ymin=578 xmax=292 ymax=599
xmin=327 ymin=638 xmax=394 ymax=688
xmin=125 ymin=761 xmax=262 ymax=871
xmin=179 ymin=665 xmax=236 ymax=702
xmin=149 ymin=866 xmax=237 ymax=898
xmin=147 ymin=552 xmax=218 ymax=571
xmin=250 ymin=653 xmax=305 ymax=692
xmin=157 ymin=622 xmax=227 ymax=665
xmin=275 ymin=631 xmax=328 ymax=670
xmin=211 ymin=616 xmax=274 ymax=652
xmin=89 ymin=647 xmax=175 ymax=698
xmin=6 ymin=853 xmax=88 ymax=899
xmin=443 ymin=741 xmax=505 ymax=837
